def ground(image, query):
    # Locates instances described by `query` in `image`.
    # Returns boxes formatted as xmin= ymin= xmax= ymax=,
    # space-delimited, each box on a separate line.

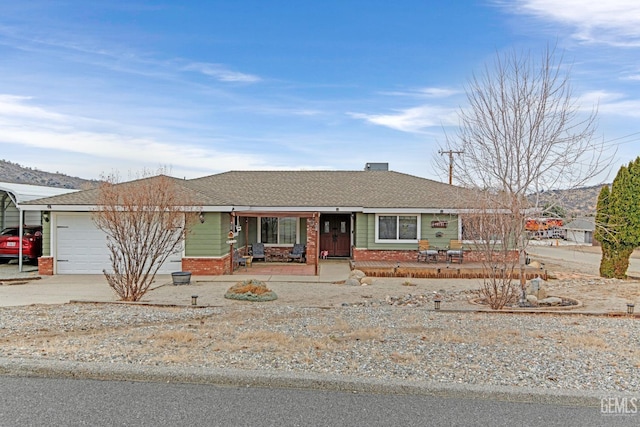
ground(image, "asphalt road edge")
xmin=0 ymin=356 xmax=620 ymax=407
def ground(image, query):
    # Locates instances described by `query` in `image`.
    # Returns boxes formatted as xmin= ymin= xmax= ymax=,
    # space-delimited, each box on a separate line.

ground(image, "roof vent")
xmin=364 ymin=163 xmax=388 ymax=171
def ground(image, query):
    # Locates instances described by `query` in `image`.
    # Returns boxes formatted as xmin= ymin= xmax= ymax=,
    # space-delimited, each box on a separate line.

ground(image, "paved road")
xmin=527 ymin=244 xmax=640 ymax=277
xmin=1 ymin=376 xmax=635 ymax=427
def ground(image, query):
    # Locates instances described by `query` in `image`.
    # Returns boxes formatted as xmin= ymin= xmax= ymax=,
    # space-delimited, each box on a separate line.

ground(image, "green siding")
xmin=42 ymin=212 xmax=51 ymax=257
xmin=419 ymin=214 xmax=459 ymax=249
xmin=186 ymin=215 xmax=309 ymax=256
xmin=355 ymin=213 xmax=460 ymax=250
xmin=185 ymin=212 xmax=236 ymax=257
xmin=355 ymin=213 xmax=369 ymax=247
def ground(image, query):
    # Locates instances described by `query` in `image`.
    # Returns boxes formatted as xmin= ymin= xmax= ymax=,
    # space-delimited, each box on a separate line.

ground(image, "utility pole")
xmin=439 ymin=150 xmax=464 ymax=185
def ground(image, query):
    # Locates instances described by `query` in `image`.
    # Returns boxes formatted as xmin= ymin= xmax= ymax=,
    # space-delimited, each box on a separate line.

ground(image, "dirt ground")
xmin=517 ymin=244 xmax=640 ymax=313
xmin=135 ymin=244 xmax=640 ymax=315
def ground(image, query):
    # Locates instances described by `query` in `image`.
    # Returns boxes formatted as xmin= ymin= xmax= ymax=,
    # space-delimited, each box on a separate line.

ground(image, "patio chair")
xmin=251 ymin=242 xmax=266 ymax=262
xmin=233 ymin=249 xmax=247 ymax=271
xmin=446 ymin=240 xmax=464 ymax=264
xmin=417 ymin=239 xmax=438 ymax=263
xmin=287 ymin=243 xmax=306 ymax=263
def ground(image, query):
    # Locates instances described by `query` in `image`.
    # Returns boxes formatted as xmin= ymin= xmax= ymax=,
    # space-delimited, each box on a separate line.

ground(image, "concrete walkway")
xmin=0 ymin=260 xmax=352 ymax=307
xmin=1 ymin=247 xmax=638 ymax=311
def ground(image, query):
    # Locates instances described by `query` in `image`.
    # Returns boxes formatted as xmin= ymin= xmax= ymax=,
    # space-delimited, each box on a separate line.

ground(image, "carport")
xmin=0 ymin=182 xmax=77 ymax=271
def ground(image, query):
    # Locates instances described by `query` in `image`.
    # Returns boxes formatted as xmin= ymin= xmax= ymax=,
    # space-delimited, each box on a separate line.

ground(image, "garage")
xmin=54 ymin=213 xmax=183 ymax=274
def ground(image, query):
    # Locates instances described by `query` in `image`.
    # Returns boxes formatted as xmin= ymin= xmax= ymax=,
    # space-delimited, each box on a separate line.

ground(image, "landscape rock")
xmin=344 ymin=278 xmax=361 ymax=287
xmin=525 ymin=277 xmax=548 ymax=299
xmin=528 ymin=260 xmax=544 ymax=269
xmin=538 ymin=296 xmax=563 ymax=306
xmin=360 ymin=277 xmax=374 ymax=286
xmin=526 ymin=295 xmax=538 ymax=304
xmin=349 ymin=269 xmax=366 ymax=280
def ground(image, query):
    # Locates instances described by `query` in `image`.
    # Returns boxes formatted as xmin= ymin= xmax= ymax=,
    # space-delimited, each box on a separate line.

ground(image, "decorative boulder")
xmin=345 ymin=278 xmax=361 ymax=287
xmin=528 ymin=261 xmax=544 ymax=269
xmin=526 ymin=294 xmax=538 ymax=305
xmin=360 ymin=276 xmax=374 ymax=286
xmin=349 ymin=269 xmax=366 ymax=280
xmin=526 ymin=277 xmax=548 ymax=299
xmin=538 ymin=296 xmax=563 ymax=306
xmin=224 ymin=279 xmax=278 ymax=302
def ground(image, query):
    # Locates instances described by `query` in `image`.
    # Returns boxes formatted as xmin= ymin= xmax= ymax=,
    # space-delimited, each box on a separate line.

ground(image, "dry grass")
xmin=564 ymin=334 xmax=610 ymax=350
xmin=237 ymin=330 xmax=292 ymax=347
xmin=150 ymin=330 xmax=198 ymax=344
xmin=227 ymin=282 xmax=273 ymax=295
xmin=3 ymin=305 xmax=639 ymax=384
xmin=339 ymin=327 xmax=385 ymax=342
xmin=390 ymin=351 xmax=418 ymax=363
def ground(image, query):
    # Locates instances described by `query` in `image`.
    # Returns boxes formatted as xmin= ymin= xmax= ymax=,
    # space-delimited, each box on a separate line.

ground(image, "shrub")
xmin=224 ymin=279 xmax=278 ymax=302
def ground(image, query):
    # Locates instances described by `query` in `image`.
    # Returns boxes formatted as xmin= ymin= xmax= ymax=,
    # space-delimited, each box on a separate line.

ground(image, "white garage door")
xmin=55 ymin=213 xmax=183 ymax=274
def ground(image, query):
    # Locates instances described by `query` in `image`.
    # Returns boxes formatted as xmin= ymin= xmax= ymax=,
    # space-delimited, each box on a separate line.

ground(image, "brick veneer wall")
xmin=38 ymin=256 xmax=53 ymax=275
xmin=182 ymin=257 xmax=229 ymax=275
xmin=353 ymin=248 xmax=519 ymax=263
xmin=352 ymin=248 xmax=418 ymax=262
xmin=305 ymin=218 xmax=317 ymax=265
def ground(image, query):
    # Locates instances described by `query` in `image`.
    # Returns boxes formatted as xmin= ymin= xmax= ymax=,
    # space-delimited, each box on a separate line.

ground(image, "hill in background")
xmin=0 ymin=160 xmax=99 ymax=189
xmin=534 ymin=184 xmax=609 ymax=218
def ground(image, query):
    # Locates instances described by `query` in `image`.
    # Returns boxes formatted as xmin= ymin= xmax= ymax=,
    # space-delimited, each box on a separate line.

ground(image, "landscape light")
xmin=627 ymin=303 xmax=635 ymax=315
xmin=434 ymin=299 xmax=441 ymax=310
xmin=191 ymin=295 xmax=198 ymax=306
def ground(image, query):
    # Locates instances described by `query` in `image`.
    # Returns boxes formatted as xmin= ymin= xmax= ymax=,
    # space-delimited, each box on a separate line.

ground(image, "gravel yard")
xmin=0 ymin=244 xmax=638 ymax=395
xmin=0 ymin=301 xmax=638 ymax=393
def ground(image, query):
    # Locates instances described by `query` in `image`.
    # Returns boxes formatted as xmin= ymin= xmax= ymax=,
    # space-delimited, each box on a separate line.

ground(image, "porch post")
xmin=307 ymin=212 xmax=320 ymax=276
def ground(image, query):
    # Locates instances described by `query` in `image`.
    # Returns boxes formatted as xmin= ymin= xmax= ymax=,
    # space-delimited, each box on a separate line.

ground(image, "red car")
xmin=0 ymin=225 xmax=43 ymax=263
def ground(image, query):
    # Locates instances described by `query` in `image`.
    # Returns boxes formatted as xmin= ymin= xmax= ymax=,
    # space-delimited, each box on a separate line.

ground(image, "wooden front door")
xmin=319 ymin=214 xmax=351 ymax=257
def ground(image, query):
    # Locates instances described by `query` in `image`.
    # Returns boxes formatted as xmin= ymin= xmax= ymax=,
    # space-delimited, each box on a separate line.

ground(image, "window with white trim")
xmin=259 ymin=217 xmax=298 ymax=245
xmin=375 ymin=214 xmax=419 ymax=242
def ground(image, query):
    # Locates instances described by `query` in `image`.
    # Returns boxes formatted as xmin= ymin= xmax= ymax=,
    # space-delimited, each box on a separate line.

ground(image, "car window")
xmin=24 ymin=228 xmax=42 ymax=237
xmin=1 ymin=228 xmax=19 ymax=237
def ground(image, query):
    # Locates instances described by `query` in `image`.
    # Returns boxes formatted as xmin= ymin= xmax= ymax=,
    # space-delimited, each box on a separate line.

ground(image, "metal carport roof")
xmin=0 ymin=181 xmax=78 ymax=205
xmin=0 ymin=182 xmax=78 ymax=271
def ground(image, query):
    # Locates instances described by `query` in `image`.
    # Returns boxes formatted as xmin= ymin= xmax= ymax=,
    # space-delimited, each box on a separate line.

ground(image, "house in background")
xmin=563 ymin=217 xmax=595 ymax=245
xmin=22 ymin=165 xmax=487 ymax=276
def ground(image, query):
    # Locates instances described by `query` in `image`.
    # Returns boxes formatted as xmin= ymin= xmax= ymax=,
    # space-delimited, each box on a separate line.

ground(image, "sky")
xmin=0 ymin=0 xmax=639 ymax=185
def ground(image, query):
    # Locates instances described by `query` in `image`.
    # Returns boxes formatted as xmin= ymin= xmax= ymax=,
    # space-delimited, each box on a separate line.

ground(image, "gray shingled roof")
xmin=23 ymin=170 xmax=479 ymax=210
xmin=563 ymin=217 xmax=595 ymax=231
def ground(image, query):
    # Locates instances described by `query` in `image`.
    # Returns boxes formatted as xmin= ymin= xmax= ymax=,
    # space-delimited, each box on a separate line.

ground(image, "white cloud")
xmin=183 ymin=62 xmax=261 ymax=83
xmin=505 ymin=0 xmax=640 ymax=46
xmin=579 ymin=90 xmax=640 ymax=117
xmin=379 ymin=87 xmax=461 ymax=98
xmin=0 ymin=94 xmax=270 ymax=178
xmin=349 ymin=105 xmax=458 ymax=133
xmin=0 ymin=95 xmax=66 ymax=121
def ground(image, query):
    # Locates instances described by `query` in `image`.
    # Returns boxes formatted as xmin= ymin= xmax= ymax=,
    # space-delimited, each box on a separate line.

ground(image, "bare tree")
xmin=93 ymin=170 xmax=199 ymax=301
xmin=462 ymin=192 xmax=523 ymax=309
xmin=440 ymin=45 xmax=611 ymax=305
